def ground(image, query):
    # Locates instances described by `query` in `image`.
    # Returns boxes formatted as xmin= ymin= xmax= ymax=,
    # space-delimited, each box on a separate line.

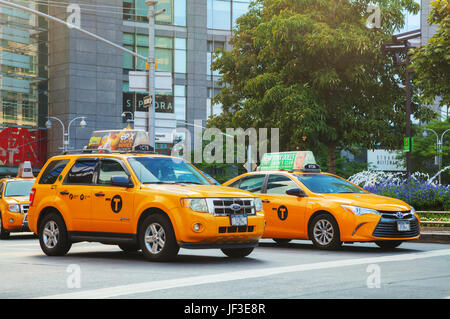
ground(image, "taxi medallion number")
xmin=230 ymin=214 xmax=247 ymax=226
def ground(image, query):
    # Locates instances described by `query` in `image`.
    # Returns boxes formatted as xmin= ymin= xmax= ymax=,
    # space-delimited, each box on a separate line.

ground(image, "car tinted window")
xmin=237 ymin=175 xmax=265 ymax=194
xmin=98 ymin=159 xmax=129 ymax=185
xmin=296 ymin=174 xmax=366 ymax=194
xmin=266 ymin=175 xmax=298 ymax=195
xmin=65 ymin=159 xmax=98 ymax=184
xmin=39 ymin=160 xmax=70 ymax=184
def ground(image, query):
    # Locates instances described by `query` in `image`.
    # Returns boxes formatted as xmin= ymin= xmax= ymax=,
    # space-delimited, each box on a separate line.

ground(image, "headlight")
xmin=181 ymin=198 xmax=209 ymax=213
xmin=410 ymin=206 xmax=416 ymax=215
xmin=8 ymin=204 xmax=20 ymax=213
xmin=254 ymin=198 xmax=263 ymax=212
xmin=341 ymin=205 xmax=380 ymax=216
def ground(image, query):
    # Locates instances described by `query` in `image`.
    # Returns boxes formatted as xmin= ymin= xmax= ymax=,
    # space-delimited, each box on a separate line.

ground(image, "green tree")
xmin=410 ymin=0 xmax=450 ymax=108
xmin=409 ymin=117 xmax=450 ymax=184
xmin=209 ymin=0 xmax=436 ymax=173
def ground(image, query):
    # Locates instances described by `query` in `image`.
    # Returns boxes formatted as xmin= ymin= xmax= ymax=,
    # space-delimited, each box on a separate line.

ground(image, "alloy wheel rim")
xmin=43 ymin=220 xmax=59 ymax=248
xmin=313 ymin=219 xmax=334 ymax=246
xmin=144 ymin=223 xmax=166 ymax=254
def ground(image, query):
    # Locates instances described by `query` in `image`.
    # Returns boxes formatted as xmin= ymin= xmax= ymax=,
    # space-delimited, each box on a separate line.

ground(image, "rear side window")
xmin=234 ymin=175 xmax=265 ymax=194
xmin=39 ymin=160 xmax=70 ymax=184
xmin=65 ymin=159 xmax=98 ymax=184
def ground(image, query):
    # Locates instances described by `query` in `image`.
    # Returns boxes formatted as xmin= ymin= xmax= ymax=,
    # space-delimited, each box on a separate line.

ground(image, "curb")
xmin=413 ymin=232 xmax=450 ymax=244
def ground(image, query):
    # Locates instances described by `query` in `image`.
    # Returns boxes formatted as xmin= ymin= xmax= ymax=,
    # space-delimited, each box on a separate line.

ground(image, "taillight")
xmin=29 ymin=188 xmax=36 ymax=206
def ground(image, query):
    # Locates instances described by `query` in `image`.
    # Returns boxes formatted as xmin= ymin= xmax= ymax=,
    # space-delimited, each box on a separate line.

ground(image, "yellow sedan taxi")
xmin=223 ymin=152 xmax=420 ymax=250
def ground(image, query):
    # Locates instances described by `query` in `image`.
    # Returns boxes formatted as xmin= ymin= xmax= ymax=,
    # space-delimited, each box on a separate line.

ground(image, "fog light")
xmin=9 ymin=218 xmax=14 ymax=223
xmin=193 ymin=223 xmax=203 ymax=232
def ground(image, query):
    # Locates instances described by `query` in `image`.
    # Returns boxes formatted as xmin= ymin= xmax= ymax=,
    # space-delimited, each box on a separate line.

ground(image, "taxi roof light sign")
xmin=17 ymin=161 xmax=34 ymax=178
xmin=87 ymin=128 xmax=153 ymax=152
xmin=259 ymin=151 xmax=318 ymax=172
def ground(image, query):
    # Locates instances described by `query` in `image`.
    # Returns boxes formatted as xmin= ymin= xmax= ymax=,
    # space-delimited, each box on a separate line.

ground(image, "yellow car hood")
xmin=3 ymin=196 xmax=29 ymax=205
xmin=317 ymin=192 xmax=411 ymax=211
xmin=141 ymin=184 xmax=255 ymax=198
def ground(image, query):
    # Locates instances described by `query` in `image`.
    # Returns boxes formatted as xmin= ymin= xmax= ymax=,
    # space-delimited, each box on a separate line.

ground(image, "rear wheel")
xmin=273 ymin=238 xmax=291 ymax=245
xmin=375 ymin=241 xmax=403 ymax=250
xmin=38 ymin=212 xmax=72 ymax=256
xmin=0 ymin=214 xmax=10 ymax=239
xmin=309 ymin=213 xmax=342 ymax=250
xmin=221 ymin=247 xmax=254 ymax=258
xmin=139 ymin=214 xmax=179 ymax=261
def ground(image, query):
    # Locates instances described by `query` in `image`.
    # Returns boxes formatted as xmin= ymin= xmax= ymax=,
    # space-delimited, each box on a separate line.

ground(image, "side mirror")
xmin=111 ymin=176 xmax=133 ymax=188
xmin=286 ymin=188 xmax=307 ymax=197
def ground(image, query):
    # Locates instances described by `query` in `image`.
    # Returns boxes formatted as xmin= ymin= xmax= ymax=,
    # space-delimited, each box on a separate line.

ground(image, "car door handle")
xmin=95 ymin=193 xmax=105 ymax=197
xmin=60 ymin=191 xmax=69 ymax=195
xmin=262 ymin=200 xmax=271 ymax=203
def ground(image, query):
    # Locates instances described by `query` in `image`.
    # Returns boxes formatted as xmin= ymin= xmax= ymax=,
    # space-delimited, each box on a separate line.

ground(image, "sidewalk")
xmin=414 ymin=227 xmax=450 ymax=244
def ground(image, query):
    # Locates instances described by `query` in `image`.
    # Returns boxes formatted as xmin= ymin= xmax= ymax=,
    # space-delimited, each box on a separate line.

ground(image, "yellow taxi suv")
xmin=0 ymin=162 xmax=36 ymax=239
xmin=223 ymin=151 xmax=420 ymax=250
xmin=27 ymin=130 xmax=265 ymax=261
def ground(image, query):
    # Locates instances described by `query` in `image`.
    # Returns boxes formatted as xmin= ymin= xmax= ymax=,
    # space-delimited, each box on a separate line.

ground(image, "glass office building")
xmin=0 ymin=1 xmax=48 ymax=171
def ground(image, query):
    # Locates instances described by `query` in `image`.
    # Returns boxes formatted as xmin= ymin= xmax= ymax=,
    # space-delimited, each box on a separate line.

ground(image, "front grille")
xmin=219 ymin=226 xmax=255 ymax=233
xmin=372 ymin=216 xmax=420 ymax=238
xmin=206 ymin=198 xmax=256 ymax=216
xmin=378 ymin=210 xmax=413 ymax=220
xmin=20 ymin=204 xmax=29 ymax=215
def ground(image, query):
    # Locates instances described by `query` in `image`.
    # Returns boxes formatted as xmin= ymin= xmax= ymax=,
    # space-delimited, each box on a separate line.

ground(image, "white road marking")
xmin=37 ymin=248 xmax=450 ymax=299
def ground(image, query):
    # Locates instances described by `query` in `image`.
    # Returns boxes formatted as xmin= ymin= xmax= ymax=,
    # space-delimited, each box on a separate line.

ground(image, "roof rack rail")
xmin=62 ymin=149 xmax=111 ymax=155
xmin=61 ymin=149 xmax=158 ymax=155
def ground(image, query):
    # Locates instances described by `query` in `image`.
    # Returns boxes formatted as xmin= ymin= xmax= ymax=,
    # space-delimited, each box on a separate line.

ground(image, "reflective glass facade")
xmin=0 ymin=1 xmax=48 ymax=169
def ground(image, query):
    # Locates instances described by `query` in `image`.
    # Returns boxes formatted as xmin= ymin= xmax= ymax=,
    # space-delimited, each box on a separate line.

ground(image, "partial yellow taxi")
xmin=0 ymin=163 xmax=35 ymax=239
xmin=224 ymin=152 xmax=420 ymax=250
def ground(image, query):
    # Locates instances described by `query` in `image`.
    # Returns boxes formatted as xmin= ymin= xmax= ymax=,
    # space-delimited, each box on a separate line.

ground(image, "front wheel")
xmin=309 ymin=214 xmax=342 ymax=250
xmin=139 ymin=214 xmax=179 ymax=262
xmin=221 ymin=247 xmax=254 ymax=258
xmin=38 ymin=212 xmax=72 ymax=256
xmin=375 ymin=241 xmax=403 ymax=250
xmin=0 ymin=215 xmax=10 ymax=239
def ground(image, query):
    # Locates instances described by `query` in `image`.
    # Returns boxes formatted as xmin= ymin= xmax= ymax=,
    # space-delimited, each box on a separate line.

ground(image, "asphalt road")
xmin=0 ymin=233 xmax=449 ymax=300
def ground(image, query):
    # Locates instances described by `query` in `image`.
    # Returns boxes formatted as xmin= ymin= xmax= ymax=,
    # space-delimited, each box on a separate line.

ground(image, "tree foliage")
xmin=208 ymin=0 xmax=436 ymax=173
xmin=411 ymin=0 xmax=450 ymax=108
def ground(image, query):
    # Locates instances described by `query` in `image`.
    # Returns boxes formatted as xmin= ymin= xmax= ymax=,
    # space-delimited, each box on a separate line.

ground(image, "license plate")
xmin=230 ymin=214 xmax=247 ymax=226
xmin=397 ymin=220 xmax=410 ymax=232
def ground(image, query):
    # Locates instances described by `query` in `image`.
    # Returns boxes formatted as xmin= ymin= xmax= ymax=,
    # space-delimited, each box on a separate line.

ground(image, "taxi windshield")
xmin=295 ymin=174 xmax=366 ymax=194
xmin=4 ymin=180 xmax=35 ymax=197
xmin=128 ymin=157 xmax=212 ymax=185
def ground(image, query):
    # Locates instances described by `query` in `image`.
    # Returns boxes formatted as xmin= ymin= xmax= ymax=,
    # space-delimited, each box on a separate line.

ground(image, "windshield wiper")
xmin=144 ymin=181 xmax=176 ymax=184
xmin=178 ymin=181 xmax=203 ymax=185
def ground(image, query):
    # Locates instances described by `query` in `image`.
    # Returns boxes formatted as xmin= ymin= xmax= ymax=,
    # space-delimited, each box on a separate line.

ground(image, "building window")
xmin=123 ymin=33 xmax=186 ymax=75
xmin=207 ymin=41 xmax=224 ymax=80
xmin=207 ymin=0 xmax=251 ymax=30
xmin=123 ymin=0 xmax=186 ymax=26
xmin=206 ymin=88 xmax=222 ymax=119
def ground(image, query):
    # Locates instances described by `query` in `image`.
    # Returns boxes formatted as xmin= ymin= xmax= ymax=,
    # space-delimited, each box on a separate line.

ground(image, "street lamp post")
xmin=423 ymin=128 xmax=450 ymax=184
xmin=46 ymin=116 xmax=87 ymax=152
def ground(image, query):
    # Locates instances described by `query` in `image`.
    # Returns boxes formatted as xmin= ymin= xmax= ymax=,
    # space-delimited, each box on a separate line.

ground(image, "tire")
xmin=118 ymin=243 xmax=139 ymax=252
xmin=38 ymin=212 xmax=72 ymax=256
xmin=375 ymin=240 xmax=403 ymax=250
xmin=309 ymin=213 xmax=342 ymax=250
xmin=273 ymin=238 xmax=291 ymax=245
xmin=0 ymin=214 xmax=10 ymax=240
xmin=139 ymin=214 xmax=179 ymax=261
xmin=221 ymin=247 xmax=254 ymax=258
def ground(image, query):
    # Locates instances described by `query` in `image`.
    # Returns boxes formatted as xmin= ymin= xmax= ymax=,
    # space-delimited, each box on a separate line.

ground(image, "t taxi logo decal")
xmin=277 ymin=206 xmax=288 ymax=221
xmin=111 ymin=195 xmax=123 ymax=213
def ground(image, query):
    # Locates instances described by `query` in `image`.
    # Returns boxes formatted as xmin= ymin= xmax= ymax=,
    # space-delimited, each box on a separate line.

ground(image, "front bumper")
xmin=174 ymin=207 xmax=265 ymax=247
xmin=343 ymin=213 xmax=420 ymax=242
xmin=2 ymin=212 xmax=30 ymax=232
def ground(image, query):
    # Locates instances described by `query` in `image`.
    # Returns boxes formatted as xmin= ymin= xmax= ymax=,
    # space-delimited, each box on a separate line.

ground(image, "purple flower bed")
xmin=364 ymin=182 xmax=450 ymax=211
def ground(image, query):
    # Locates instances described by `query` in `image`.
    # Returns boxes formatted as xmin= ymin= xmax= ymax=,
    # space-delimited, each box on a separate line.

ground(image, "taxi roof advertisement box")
xmin=259 ymin=151 xmax=316 ymax=171
xmin=87 ymin=129 xmax=152 ymax=152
